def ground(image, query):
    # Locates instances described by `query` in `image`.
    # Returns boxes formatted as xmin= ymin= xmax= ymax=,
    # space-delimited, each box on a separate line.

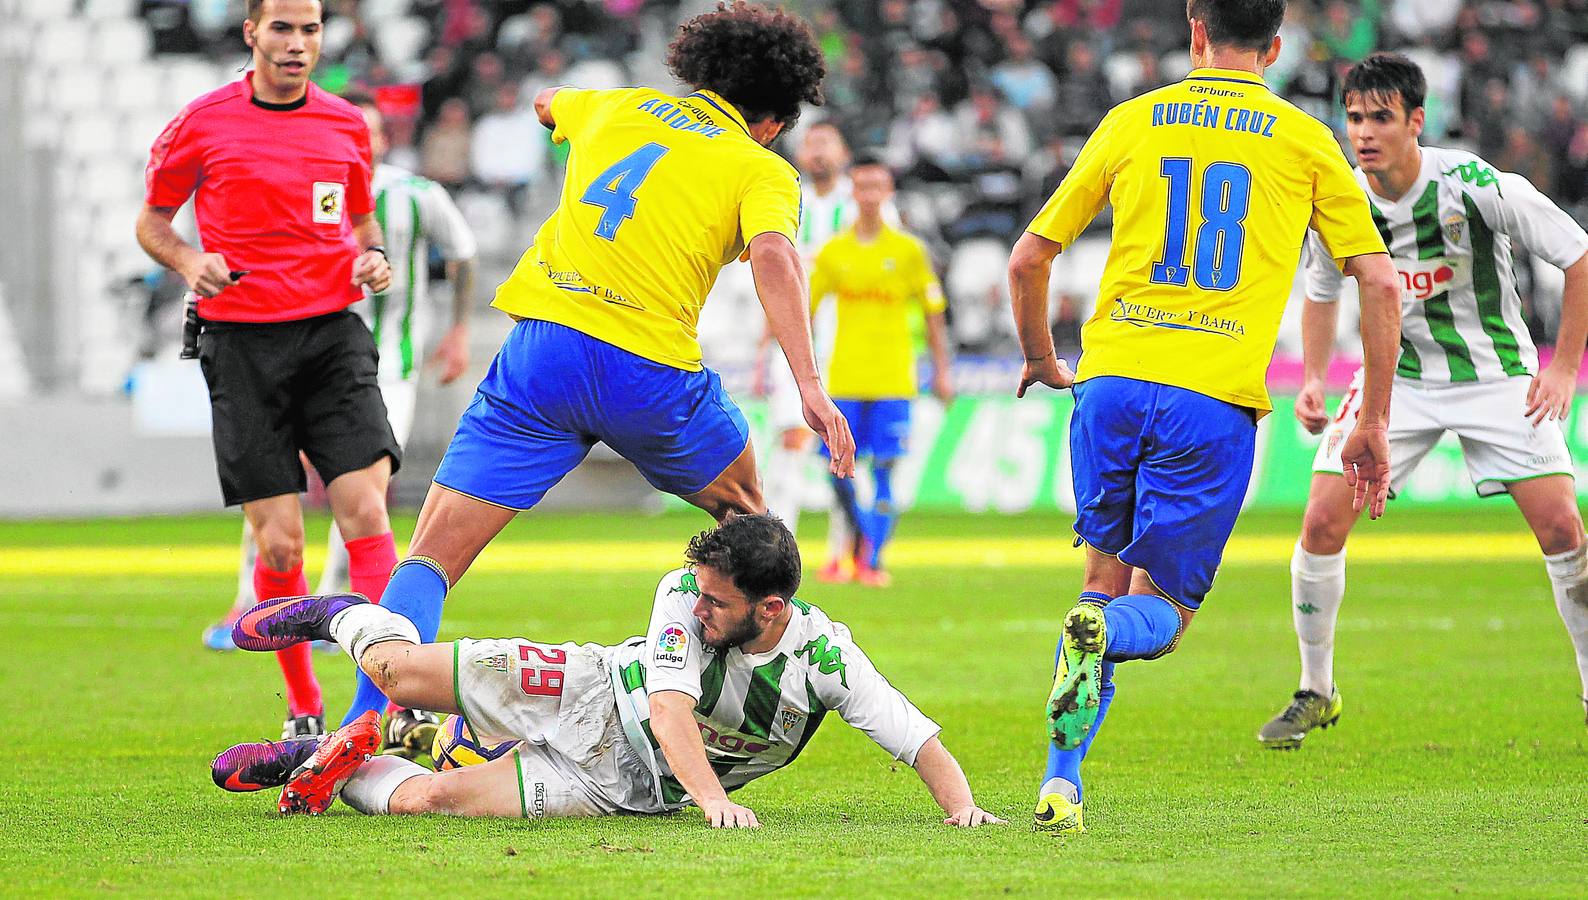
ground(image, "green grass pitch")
xmin=3 ymin=506 xmax=1586 ymax=897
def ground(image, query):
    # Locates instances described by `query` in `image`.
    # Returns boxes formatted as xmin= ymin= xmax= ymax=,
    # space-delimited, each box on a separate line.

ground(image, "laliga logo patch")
xmin=313 ymin=181 xmax=345 ymax=224
xmin=655 ymin=623 xmax=688 ymax=669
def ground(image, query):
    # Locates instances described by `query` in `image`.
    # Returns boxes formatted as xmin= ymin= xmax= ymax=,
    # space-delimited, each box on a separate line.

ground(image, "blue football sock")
xmin=340 ymin=559 xmax=448 ymax=726
xmin=1101 ymin=593 xmax=1181 ymax=661
xmin=1042 ymin=643 xmax=1117 ymax=803
xmin=829 ymin=472 xmax=869 ymax=548
xmin=866 ymin=463 xmax=897 ymax=568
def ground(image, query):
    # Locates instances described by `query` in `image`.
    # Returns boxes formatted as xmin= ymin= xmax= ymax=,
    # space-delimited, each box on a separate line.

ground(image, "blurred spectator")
xmin=1386 ymin=0 xmax=1461 ymax=45
xmin=465 ymin=52 xmax=507 ymax=118
xmin=1049 ymin=40 xmax=1114 ymax=137
xmin=470 ymin=83 xmax=546 ymax=216
xmin=1558 ymin=123 xmax=1588 ymax=214
xmin=1318 ymin=0 xmax=1382 ymax=63
xmin=420 ymin=98 xmax=472 ymax=192
xmin=953 ymin=85 xmax=1032 ymax=173
xmin=886 ymin=93 xmax=961 ymax=178
xmin=991 ymin=35 xmax=1059 ymax=117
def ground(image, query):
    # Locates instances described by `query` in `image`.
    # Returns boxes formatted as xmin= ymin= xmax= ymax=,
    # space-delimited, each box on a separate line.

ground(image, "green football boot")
xmin=1046 ymin=603 xmax=1107 ymax=749
xmin=1257 ymin=689 xmax=1343 ymax=750
xmin=1033 ymin=791 xmax=1084 ymax=836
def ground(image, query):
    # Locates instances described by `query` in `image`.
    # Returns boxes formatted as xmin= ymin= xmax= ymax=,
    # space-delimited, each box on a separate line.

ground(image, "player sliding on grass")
xmin=1259 ymin=53 xmax=1588 ymax=748
xmin=329 ymin=2 xmax=856 ymax=737
xmin=1008 ymin=0 xmax=1402 ymax=835
xmin=213 ymin=514 xmax=1003 ymax=828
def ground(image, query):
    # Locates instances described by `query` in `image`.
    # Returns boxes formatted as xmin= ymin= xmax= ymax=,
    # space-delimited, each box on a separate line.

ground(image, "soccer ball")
xmin=430 ymin=714 xmax=519 ymax=770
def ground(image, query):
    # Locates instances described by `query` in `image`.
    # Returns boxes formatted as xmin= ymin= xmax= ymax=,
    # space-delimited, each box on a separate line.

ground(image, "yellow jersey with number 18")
xmin=1027 ymin=67 xmax=1385 ymax=412
xmin=492 ymin=88 xmax=801 ymax=371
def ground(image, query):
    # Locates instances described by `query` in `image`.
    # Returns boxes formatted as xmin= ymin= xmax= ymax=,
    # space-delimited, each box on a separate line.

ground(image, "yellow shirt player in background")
xmin=809 ymin=156 xmax=953 ymax=587
xmin=347 ymin=5 xmax=857 ymax=765
xmin=1005 ymin=0 xmax=1402 ymax=836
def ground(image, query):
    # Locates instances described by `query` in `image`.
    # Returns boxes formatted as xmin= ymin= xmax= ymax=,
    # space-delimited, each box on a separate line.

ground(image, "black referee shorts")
xmin=198 ymin=310 xmax=402 ymax=507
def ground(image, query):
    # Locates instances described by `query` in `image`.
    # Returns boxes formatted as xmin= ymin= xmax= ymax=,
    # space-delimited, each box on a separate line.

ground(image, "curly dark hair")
xmin=684 ymin=513 xmax=802 ymax=601
xmin=666 ymin=2 xmax=824 ymax=126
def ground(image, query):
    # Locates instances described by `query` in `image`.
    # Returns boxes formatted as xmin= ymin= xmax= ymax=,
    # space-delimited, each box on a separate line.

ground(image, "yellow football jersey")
xmin=492 ymin=88 xmax=801 ymax=371
xmin=1027 ymin=67 xmax=1386 ymax=411
xmin=812 ymin=224 xmax=945 ymax=399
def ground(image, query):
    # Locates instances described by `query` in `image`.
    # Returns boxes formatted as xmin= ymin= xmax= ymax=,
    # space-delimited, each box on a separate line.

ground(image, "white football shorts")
xmin=1313 ymin=370 xmax=1573 ymax=497
xmin=452 ymin=638 xmax=656 ymax=818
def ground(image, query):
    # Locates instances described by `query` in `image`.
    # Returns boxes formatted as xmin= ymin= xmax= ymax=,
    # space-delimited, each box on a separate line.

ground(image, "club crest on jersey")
xmin=313 ymin=181 xmax=345 ymax=224
xmin=655 ymin=623 xmax=688 ymax=669
xmin=780 ymin=708 xmax=804 ymax=732
xmin=1442 ymin=214 xmax=1465 ymax=246
xmin=475 ymin=653 xmax=510 ymax=673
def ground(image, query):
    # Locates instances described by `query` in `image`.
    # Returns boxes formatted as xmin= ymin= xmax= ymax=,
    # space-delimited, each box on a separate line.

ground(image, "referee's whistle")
xmin=228 ymin=269 xmax=251 ymax=280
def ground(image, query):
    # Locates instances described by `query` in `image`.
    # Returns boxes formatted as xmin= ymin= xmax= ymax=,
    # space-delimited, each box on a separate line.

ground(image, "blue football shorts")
xmin=433 ymin=318 xmax=750 ymax=510
xmin=821 ymin=398 xmax=911 ymax=463
xmin=1068 ymin=375 xmax=1257 ymax=609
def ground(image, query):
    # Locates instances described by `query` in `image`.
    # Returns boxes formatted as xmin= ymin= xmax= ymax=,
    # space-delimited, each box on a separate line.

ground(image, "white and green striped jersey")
xmin=603 ymin=568 xmax=940 ymax=812
xmin=798 ymin=177 xmax=858 ymax=262
xmin=351 ymin=164 xmax=477 ymax=383
xmin=1305 ymin=146 xmax=1588 ymax=384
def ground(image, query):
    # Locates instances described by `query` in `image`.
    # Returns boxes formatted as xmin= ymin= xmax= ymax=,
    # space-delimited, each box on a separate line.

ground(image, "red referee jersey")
xmin=145 ymin=73 xmax=374 ymax=323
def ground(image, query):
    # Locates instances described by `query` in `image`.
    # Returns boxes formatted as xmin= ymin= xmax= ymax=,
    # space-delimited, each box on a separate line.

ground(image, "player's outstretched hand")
xmin=180 ymin=251 xmax=238 ymax=298
xmin=1016 ymin=352 xmax=1074 ymax=398
xmin=702 ymin=800 xmax=760 ymax=829
xmin=1294 ymin=378 xmax=1330 ymax=435
xmin=804 ymin=391 xmax=856 ymax=479
xmin=1339 ymin=422 xmax=1391 ymax=519
xmin=943 ymin=806 xmax=1006 ymax=827
xmin=1525 ymin=367 xmax=1575 ymax=427
xmin=428 ymin=323 xmax=470 ymax=385
xmin=353 ymin=248 xmax=392 ymax=294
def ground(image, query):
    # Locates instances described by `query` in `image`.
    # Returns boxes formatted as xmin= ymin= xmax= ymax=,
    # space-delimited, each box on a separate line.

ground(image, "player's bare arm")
xmin=649 ymin=689 xmax=759 ymax=828
xmin=135 ymin=204 xmax=237 ymax=298
xmin=748 ymin=231 xmax=855 ymax=477
xmin=1297 ymin=298 xmax=1342 ymax=434
xmin=911 ymin=736 xmax=1005 ymax=827
xmin=926 ymin=310 xmax=955 ymax=405
xmin=533 ymin=86 xmax=565 ymax=129
xmin=1338 ymin=251 xmax=1401 ymax=519
xmin=350 ymin=213 xmax=392 ymax=293
xmin=1007 ymin=231 xmax=1075 ymax=397
xmin=1527 ymin=250 xmax=1588 ymax=426
xmin=429 ymin=257 xmax=477 ymax=384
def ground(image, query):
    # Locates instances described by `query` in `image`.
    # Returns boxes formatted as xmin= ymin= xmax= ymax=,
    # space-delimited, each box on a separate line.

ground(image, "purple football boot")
xmin=212 ymin=736 xmax=322 ymax=792
xmin=230 ymin=592 xmax=369 ymax=652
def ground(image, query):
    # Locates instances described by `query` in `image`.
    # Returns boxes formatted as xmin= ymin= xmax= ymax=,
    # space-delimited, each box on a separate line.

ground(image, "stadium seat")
xmin=374 ymin=17 xmax=429 ymax=66
xmin=81 ymin=0 xmax=137 ymax=20
xmin=17 ymin=0 xmax=73 ymax=22
xmin=361 ymin=0 xmax=413 ymax=21
xmin=61 ymin=113 xmax=124 ymax=162
xmin=35 ymin=18 xmax=91 ymax=67
xmin=123 ymin=111 xmax=171 ymax=162
xmin=107 ymin=64 xmax=164 ymax=112
xmin=54 ymin=68 xmax=107 ymax=115
xmin=91 ymin=17 xmax=153 ymax=65
xmin=160 ymin=58 xmax=231 ymax=110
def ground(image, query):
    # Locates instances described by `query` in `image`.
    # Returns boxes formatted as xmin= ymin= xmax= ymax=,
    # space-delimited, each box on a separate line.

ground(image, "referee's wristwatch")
xmin=362 ymin=245 xmax=387 ymax=259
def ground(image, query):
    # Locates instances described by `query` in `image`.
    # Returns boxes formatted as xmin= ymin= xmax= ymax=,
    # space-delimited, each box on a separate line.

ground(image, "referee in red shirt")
xmin=136 ymin=0 xmax=401 ymax=740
